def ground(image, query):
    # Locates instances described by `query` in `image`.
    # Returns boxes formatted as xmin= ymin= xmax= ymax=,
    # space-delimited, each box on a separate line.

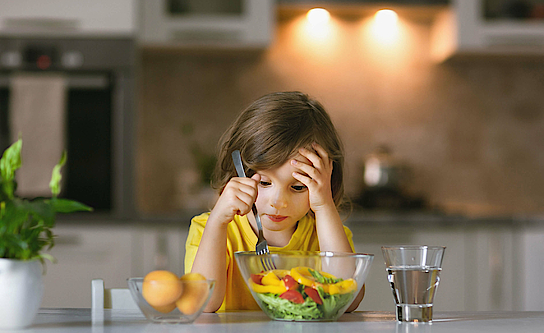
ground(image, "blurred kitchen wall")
xmin=137 ymin=9 xmax=544 ymax=217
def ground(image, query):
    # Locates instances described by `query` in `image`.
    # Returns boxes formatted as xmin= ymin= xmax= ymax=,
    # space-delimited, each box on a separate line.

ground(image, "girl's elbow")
xmin=345 ymin=283 xmax=365 ymax=313
xmin=203 ymin=298 xmax=222 ymax=313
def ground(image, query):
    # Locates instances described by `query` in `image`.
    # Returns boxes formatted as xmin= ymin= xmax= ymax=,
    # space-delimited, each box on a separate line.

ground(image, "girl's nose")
xmin=270 ymin=190 xmax=288 ymax=209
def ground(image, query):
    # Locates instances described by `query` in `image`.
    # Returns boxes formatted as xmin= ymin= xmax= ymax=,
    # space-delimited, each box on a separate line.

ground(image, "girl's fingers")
xmin=298 ymin=143 xmax=332 ymax=173
xmin=292 ymin=171 xmax=314 ymax=187
xmin=222 ymin=177 xmax=259 ymax=214
xmin=291 ymin=159 xmax=319 ymax=181
xmin=311 ymin=143 xmax=330 ymax=166
xmin=298 ymin=147 xmax=323 ymax=170
xmin=230 ymin=177 xmax=259 ymax=196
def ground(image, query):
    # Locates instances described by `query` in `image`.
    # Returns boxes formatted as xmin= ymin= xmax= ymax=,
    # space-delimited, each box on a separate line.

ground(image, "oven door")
xmin=0 ymin=72 xmax=114 ymax=215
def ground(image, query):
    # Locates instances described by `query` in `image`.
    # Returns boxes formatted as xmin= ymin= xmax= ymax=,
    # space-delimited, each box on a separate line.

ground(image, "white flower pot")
xmin=0 ymin=258 xmax=43 ymax=329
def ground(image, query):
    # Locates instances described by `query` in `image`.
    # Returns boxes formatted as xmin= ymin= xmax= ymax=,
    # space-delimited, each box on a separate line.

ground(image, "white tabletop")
xmin=22 ymin=308 xmax=544 ymax=333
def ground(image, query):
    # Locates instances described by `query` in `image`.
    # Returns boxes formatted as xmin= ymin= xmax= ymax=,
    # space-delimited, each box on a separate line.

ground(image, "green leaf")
xmin=309 ymin=269 xmax=342 ymax=284
xmin=0 ymin=139 xmax=93 ymax=264
xmin=0 ymin=139 xmax=22 ymax=181
xmin=50 ymin=198 xmax=93 ymax=213
xmin=49 ymin=151 xmax=67 ymax=197
xmin=24 ymin=199 xmax=55 ymax=227
xmin=0 ymin=139 xmax=22 ymax=199
xmin=256 ymin=293 xmax=322 ymax=320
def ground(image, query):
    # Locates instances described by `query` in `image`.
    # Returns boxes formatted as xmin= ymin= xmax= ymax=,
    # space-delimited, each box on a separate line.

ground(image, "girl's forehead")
xmin=258 ymin=153 xmax=311 ymax=177
xmin=268 ymin=152 xmax=311 ymax=169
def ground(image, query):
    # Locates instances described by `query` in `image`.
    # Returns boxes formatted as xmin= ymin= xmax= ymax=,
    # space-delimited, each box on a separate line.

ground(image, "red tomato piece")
xmin=282 ymin=275 xmax=299 ymax=290
xmin=304 ymin=287 xmax=323 ymax=305
xmin=280 ymin=290 xmax=305 ymax=304
xmin=251 ymin=273 xmax=263 ymax=285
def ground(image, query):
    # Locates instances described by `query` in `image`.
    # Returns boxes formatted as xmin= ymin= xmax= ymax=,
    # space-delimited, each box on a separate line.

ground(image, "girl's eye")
xmin=260 ymin=181 xmax=272 ymax=187
xmin=291 ymin=185 xmax=307 ymax=192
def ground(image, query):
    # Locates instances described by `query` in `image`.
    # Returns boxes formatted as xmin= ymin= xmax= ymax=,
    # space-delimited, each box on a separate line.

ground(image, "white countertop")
xmin=21 ymin=308 xmax=544 ymax=333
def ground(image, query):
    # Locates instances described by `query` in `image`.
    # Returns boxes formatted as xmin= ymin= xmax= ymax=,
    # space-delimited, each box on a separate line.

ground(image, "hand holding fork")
xmin=232 ymin=150 xmax=276 ymax=271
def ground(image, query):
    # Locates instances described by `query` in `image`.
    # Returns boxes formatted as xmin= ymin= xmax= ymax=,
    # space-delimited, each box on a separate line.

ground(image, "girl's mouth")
xmin=266 ymin=214 xmax=288 ymax=222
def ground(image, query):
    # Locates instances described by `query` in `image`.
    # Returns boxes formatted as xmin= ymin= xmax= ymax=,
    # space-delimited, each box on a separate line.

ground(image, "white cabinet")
xmin=351 ymin=225 xmax=467 ymax=312
xmin=40 ymin=219 xmax=536 ymax=310
xmin=41 ymin=224 xmax=133 ymax=308
xmin=350 ymin=221 xmax=521 ymax=312
xmin=41 ymin=223 xmax=188 ymax=308
xmin=431 ymin=0 xmax=544 ymax=61
xmin=0 ymin=0 xmax=137 ymax=37
xmin=463 ymin=226 xmax=518 ymax=311
xmin=138 ymin=0 xmax=274 ymax=48
xmin=131 ymin=225 xmax=189 ymax=277
xmin=520 ymin=224 xmax=544 ymax=310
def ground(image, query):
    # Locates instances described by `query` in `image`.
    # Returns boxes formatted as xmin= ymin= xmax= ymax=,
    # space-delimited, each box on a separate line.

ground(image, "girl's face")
xmin=254 ymin=154 xmax=311 ymax=235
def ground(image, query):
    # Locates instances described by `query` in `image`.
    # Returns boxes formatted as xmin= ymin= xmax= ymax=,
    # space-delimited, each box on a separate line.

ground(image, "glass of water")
xmin=382 ymin=245 xmax=446 ymax=323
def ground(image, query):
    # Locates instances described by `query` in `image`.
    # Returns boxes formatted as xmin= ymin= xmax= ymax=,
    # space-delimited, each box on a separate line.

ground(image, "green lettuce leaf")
xmin=309 ymin=268 xmax=343 ymax=284
xmin=317 ymin=287 xmax=354 ymax=318
xmin=256 ymin=293 xmax=322 ymax=320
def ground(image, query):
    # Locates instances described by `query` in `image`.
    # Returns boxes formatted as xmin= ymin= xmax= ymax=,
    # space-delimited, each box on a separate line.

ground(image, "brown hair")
xmin=212 ymin=91 xmax=346 ymax=210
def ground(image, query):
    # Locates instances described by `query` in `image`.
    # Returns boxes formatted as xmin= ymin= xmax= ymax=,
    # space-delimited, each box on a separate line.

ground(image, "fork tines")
xmin=256 ymin=241 xmax=269 ymax=255
xmin=257 ymin=241 xmax=276 ymax=271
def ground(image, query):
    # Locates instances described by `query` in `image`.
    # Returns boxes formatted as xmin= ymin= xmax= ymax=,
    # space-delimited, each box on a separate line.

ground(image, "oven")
xmin=0 ymin=37 xmax=136 ymax=219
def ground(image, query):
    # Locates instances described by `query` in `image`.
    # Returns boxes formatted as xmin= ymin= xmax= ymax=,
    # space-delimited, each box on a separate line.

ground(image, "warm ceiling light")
xmin=307 ymin=8 xmax=330 ymax=25
xmin=374 ymin=9 xmax=398 ymax=25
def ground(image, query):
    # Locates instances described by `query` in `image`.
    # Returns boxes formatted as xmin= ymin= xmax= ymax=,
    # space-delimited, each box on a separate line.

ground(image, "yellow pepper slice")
xmin=261 ymin=271 xmax=282 ymax=286
xmin=248 ymin=278 xmax=287 ymax=294
xmin=322 ymin=279 xmax=357 ymax=295
xmin=271 ymin=269 xmax=290 ymax=279
xmin=289 ymin=267 xmax=357 ymax=295
xmin=290 ymin=267 xmax=320 ymax=287
xmin=289 ymin=267 xmax=338 ymax=288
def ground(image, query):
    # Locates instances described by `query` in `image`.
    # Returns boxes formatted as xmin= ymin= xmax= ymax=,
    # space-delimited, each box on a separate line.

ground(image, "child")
xmin=184 ymin=91 xmax=363 ymax=312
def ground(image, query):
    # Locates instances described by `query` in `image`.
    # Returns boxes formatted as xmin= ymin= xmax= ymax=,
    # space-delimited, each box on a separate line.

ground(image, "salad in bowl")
xmin=235 ymin=251 xmax=373 ymax=321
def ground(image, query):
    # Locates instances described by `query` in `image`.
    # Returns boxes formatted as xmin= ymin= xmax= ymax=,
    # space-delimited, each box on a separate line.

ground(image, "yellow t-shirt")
xmin=184 ymin=212 xmax=355 ymax=312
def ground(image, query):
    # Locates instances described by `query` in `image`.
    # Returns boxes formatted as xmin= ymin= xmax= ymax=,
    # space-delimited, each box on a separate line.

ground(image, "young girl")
xmin=184 ymin=91 xmax=363 ymax=312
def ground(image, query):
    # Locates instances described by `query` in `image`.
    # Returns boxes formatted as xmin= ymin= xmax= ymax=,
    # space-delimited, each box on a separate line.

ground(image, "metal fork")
xmin=231 ymin=150 xmax=276 ymax=271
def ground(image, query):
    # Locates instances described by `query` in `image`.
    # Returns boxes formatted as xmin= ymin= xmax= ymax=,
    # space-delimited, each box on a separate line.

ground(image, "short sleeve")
xmin=343 ymin=225 xmax=355 ymax=252
xmin=184 ymin=213 xmax=208 ymax=274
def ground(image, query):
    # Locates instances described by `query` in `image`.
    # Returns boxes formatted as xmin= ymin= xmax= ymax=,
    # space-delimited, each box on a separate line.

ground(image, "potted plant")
xmin=0 ymin=139 xmax=92 ymax=329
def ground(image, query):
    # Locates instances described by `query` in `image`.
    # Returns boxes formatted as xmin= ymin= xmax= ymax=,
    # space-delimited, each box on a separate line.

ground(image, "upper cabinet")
xmin=138 ymin=0 xmax=274 ymax=49
xmin=431 ymin=0 xmax=544 ymax=62
xmin=0 ymin=0 xmax=137 ymax=37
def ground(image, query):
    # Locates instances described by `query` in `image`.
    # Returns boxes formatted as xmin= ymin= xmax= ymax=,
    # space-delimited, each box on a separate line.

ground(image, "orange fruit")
xmin=151 ymin=303 xmax=177 ymax=314
xmin=142 ymin=270 xmax=183 ymax=311
xmin=176 ymin=273 xmax=209 ymax=315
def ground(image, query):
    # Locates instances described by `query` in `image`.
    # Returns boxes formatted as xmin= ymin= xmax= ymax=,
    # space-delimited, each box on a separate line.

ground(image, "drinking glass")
xmin=382 ymin=245 xmax=446 ymax=323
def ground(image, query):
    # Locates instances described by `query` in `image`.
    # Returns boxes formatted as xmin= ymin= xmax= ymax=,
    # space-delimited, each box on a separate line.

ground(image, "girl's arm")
xmin=292 ymin=143 xmax=352 ymax=252
xmin=293 ymin=144 xmax=363 ymax=310
xmin=189 ymin=174 xmax=260 ymax=312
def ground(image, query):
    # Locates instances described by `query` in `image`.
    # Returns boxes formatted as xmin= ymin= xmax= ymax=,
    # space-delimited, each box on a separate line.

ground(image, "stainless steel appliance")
xmin=0 ymin=37 xmax=136 ymax=219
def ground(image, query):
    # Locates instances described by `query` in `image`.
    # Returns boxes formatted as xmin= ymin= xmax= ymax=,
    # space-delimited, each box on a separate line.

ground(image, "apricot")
xmin=151 ymin=303 xmax=177 ymax=314
xmin=176 ymin=273 xmax=209 ymax=315
xmin=142 ymin=270 xmax=183 ymax=311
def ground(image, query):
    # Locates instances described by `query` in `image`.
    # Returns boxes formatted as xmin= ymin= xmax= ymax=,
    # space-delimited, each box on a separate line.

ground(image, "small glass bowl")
xmin=235 ymin=251 xmax=374 ymax=321
xmin=127 ymin=277 xmax=215 ymax=324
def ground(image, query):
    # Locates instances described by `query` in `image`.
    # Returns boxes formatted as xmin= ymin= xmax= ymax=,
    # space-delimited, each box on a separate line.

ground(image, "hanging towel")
xmin=9 ymin=73 xmax=67 ymax=198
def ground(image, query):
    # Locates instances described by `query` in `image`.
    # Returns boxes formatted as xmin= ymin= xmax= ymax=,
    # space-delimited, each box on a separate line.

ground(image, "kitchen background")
xmin=2 ymin=0 xmax=544 ymax=313
xmin=138 ymin=2 xmax=544 ymax=218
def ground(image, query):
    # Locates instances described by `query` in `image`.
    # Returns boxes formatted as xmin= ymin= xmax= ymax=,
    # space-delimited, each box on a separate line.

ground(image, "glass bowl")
xmin=127 ymin=277 xmax=215 ymax=324
xmin=235 ymin=251 xmax=374 ymax=321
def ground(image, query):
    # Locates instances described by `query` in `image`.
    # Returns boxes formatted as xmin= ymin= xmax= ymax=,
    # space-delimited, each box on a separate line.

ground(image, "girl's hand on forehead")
xmin=291 ymin=143 xmax=335 ymax=213
xmin=209 ymin=173 xmax=260 ymax=226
